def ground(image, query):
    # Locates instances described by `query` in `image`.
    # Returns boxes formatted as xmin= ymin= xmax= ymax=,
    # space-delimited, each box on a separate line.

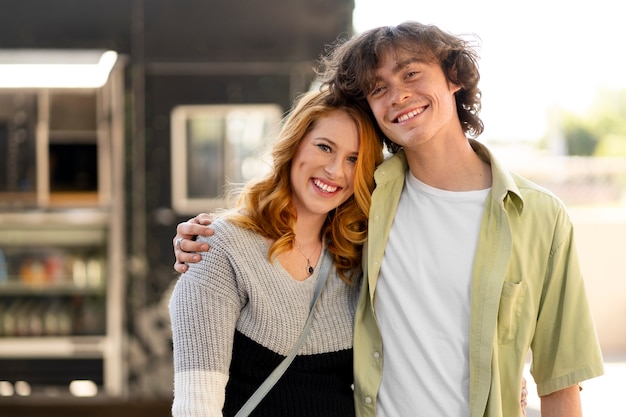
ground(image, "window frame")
xmin=170 ymin=103 xmax=283 ymax=214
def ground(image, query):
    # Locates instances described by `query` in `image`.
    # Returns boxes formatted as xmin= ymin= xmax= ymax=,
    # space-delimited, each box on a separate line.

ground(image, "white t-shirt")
xmin=376 ymin=171 xmax=489 ymax=417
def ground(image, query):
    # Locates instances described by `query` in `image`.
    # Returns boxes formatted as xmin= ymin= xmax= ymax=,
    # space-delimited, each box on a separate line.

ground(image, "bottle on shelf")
xmin=0 ymin=249 xmax=7 ymax=284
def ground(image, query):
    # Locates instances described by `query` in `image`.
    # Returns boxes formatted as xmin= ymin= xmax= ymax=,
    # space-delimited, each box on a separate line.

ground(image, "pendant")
xmin=307 ymin=264 xmax=314 ymax=275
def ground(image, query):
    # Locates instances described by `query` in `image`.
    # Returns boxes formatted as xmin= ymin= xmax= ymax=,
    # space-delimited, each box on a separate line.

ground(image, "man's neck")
xmin=404 ymin=136 xmax=492 ymax=192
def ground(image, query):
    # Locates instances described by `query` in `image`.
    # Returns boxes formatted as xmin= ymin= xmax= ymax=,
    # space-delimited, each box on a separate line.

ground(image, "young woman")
xmin=169 ymin=88 xmax=384 ymax=417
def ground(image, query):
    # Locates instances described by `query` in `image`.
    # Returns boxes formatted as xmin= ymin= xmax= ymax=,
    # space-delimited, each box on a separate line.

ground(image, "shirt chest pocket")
xmin=497 ymin=280 xmax=526 ymax=344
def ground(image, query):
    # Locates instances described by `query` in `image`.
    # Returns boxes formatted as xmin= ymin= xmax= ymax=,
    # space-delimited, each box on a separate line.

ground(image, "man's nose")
xmin=390 ymin=85 xmax=411 ymax=105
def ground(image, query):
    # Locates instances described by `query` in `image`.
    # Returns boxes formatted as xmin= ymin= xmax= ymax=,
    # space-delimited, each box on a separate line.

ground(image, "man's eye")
xmin=406 ymin=70 xmax=419 ymax=79
xmin=370 ymin=86 xmax=384 ymax=96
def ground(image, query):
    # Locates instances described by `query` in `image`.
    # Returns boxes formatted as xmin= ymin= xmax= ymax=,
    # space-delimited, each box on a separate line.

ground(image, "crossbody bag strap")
xmin=234 ymin=249 xmax=333 ymax=417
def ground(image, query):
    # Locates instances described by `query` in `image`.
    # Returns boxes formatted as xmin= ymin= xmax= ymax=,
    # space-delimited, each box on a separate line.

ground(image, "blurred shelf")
xmin=0 ymin=336 xmax=106 ymax=358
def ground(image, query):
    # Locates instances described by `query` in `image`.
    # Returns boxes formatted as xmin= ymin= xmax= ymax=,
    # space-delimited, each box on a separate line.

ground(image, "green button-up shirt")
xmin=353 ymin=140 xmax=604 ymax=417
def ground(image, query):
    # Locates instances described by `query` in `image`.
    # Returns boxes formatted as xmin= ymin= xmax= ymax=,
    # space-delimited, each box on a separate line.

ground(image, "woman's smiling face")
xmin=290 ymin=109 xmax=360 ymax=219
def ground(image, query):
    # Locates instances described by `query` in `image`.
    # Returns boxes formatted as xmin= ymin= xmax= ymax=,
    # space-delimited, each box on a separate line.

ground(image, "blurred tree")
xmin=561 ymin=88 xmax=626 ymax=156
xmin=562 ymin=116 xmax=598 ymax=156
xmin=589 ymin=89 xmax=626 ymax=156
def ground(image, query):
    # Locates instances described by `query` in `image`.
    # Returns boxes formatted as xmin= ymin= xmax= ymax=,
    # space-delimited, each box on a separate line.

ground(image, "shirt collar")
xmin=469 ymin=139 xmax=524 ymax=212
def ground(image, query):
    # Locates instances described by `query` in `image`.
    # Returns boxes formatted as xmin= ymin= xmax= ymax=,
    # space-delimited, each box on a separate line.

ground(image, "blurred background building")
xmin=0 ymin=1 xmax=625 ymax=416
xmin=0 ymin=0 xmax=354 ymax=414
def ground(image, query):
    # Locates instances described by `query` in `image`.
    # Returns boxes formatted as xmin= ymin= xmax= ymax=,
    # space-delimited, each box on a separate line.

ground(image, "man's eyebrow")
xmin=392 ymin=57 xmax=422 ymax=74
xmin=370 ymin=57 xmax=423 ymax=85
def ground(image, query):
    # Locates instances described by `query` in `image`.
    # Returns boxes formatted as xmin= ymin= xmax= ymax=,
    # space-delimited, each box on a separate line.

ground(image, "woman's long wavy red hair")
xmin=224 ymin=89 xmax=383 ymax=284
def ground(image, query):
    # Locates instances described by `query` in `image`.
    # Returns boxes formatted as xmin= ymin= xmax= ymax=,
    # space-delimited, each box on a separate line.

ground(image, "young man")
xmin=173 ymin=21 xmax=603 ymax=417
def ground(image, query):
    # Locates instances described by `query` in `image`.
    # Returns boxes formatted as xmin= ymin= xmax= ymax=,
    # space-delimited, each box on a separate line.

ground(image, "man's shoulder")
xmin=509 ymin=171 xmax=567 ymax=210
xmin=374 ymin=152 xmax=407 ymax=184
xmin=483 ymin=143 xmax=567 ymax=215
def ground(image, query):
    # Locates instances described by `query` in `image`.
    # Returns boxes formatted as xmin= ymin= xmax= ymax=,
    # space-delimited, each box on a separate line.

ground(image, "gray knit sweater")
xmin=169 ymin=218 xmax=360 ymax=417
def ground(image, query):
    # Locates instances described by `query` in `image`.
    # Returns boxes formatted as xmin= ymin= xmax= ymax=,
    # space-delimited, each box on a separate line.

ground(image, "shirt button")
xmin=365 ymin=396 xmax=373 ymax=404
xmin=373 ymin=351 xmax=380 ymax=359
xmin=374 ymin=215 xmax=380 ymax=221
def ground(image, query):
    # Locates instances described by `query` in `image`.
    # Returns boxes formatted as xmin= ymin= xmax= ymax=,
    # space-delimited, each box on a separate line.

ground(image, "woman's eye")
xmin=317 ymin=143 xmax=331 ymax=152
xmin=347 ymin=156 xmax=358 ymax=164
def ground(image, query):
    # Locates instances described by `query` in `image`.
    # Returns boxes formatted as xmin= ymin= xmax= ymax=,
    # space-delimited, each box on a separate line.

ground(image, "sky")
xmin=353 ymin=0 xmax=626 ymax=143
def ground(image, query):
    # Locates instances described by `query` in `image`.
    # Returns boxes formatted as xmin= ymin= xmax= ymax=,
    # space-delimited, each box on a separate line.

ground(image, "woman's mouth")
xmin=313 ymin=178 xmax=339 ymax=193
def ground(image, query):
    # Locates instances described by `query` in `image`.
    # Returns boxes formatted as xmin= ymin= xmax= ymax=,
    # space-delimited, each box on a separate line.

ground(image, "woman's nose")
xmin=324 ymin=157 xmax=344 ymax=178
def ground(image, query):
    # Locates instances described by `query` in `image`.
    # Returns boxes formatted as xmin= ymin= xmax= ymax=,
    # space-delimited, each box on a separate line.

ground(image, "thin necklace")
xmin=295 ymin=241 xmax=319 ymax=276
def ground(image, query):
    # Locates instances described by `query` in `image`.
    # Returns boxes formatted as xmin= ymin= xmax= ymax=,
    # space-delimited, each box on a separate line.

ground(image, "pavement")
xmin=524 ymin=352 xmax=626 ymax=416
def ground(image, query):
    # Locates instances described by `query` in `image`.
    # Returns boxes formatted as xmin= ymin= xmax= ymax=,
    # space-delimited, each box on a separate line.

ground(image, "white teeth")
xmin=314 ymin=179 xmax=338 ymax=193
xmin=397 ymin=108 xmax=422 ymax=122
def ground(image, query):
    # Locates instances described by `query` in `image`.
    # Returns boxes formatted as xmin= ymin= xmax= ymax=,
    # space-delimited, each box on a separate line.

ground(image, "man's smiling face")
xmin=365 ymin=47 xmax=461 ymax=150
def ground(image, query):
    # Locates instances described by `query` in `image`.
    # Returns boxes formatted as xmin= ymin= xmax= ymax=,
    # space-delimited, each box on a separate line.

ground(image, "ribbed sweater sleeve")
xmin=170 ymin=221 xmax=244 ymax=417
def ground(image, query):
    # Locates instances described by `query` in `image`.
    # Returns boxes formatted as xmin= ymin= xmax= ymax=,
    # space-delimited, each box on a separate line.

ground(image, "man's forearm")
xmin=540 ymin=384 xmax=582 ymax=417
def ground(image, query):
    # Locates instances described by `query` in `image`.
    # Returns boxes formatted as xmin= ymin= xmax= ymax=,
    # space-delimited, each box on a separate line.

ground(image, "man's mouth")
xmin=395 ymin=106 xmax=426 ymax=123
xmin=314 ymin=178 xmax=339 ymax=193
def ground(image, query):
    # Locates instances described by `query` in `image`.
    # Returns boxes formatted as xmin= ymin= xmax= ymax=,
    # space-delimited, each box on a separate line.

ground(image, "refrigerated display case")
xmin=0 ymin=50 xmax=126 ymax=398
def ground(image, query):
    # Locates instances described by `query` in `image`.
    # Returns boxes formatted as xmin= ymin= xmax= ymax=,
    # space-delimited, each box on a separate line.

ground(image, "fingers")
xmin=173 ymin=249 xmax=201 ymax=271
xmin=176 ymin=220 xmax=214 ymax=239
xmin=176 ymin=238 xmax=208 ymax=257
xmin=174 ymin=261 xmax=188 ymax=274
xmin=520 ymin=376 xmax=528 ymax=415
xmin=172 ymin=213 xmax=214 ymax=273
xmin=173 ymin=234 xmax=209 ymax=271
xmin=173 ymin=238 xmax=206 ymax=264
xmin=196 ymin=212 xmax=214 ymax=225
